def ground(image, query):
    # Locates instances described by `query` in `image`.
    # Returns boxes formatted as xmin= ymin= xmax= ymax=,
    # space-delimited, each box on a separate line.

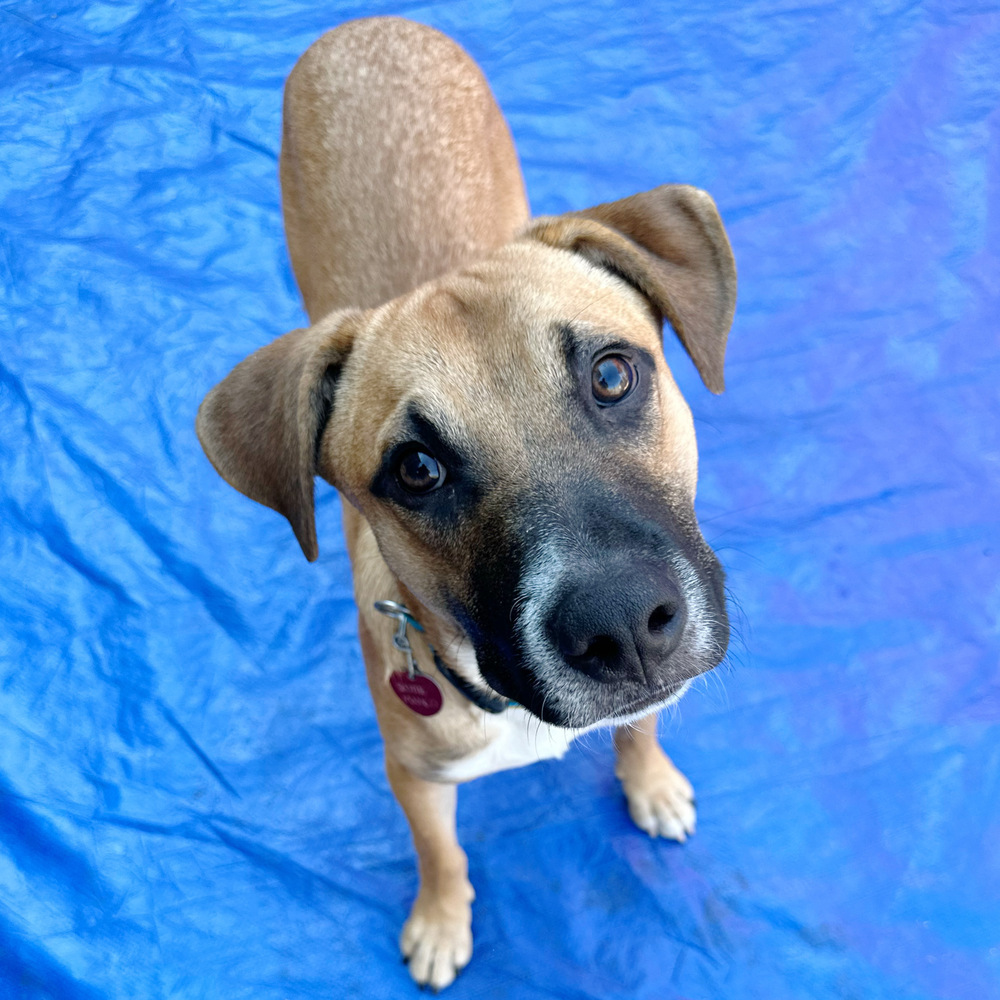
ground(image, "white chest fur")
xmin=434 ymin=704 xmax=582 ymax=782
xmin=423 ymin=640 xmax=583 ymax=782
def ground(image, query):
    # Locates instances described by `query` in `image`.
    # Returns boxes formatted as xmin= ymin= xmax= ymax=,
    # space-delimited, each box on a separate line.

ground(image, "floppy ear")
xmin=526 ymin=184 xmax=736 ymax=393
xmin=196 ymin=309 xmax=360 ymax=562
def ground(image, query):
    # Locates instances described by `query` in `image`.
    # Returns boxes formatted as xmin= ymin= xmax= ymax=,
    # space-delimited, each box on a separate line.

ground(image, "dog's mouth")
xmin=472 ymin=638 xmax=708 ymax=727
xmin=473 ymin=671 xmax=690 ymax=729
xmin=601 ymin=679 xmax=692 ymax=727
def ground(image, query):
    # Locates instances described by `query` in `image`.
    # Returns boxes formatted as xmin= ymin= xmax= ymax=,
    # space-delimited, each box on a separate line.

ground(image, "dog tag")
xmin=390 ymin=670 xmax=443 ymax=716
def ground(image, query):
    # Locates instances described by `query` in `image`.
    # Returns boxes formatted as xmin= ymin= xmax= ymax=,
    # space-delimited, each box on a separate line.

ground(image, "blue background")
xmin=2 ymin=1 xmax=998 ymax=997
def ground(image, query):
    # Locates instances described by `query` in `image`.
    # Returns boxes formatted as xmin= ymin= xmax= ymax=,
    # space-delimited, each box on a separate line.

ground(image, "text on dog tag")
xmin=390 ymin=670 xmax=443 ymax=716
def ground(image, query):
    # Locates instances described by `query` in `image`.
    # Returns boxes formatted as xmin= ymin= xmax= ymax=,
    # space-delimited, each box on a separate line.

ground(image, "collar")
xmin=374 ymin=600 xmax=514 ymax=715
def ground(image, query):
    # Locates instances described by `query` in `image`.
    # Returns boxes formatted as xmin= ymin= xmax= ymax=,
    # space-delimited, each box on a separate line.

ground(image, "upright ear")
xmin=196 ymin=309 xmax=360 ymax=562
xmin=526 ymin=185 xmax=736 ymax=393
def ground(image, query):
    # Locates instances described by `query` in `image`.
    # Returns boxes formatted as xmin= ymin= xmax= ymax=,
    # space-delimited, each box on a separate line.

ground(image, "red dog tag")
xmin=390 ymin=670 xmax=443 ymax=716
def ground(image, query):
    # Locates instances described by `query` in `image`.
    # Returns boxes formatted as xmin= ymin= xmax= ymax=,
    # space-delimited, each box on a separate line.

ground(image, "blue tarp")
xmin=2 ymin=2 xmax=998 ymax=997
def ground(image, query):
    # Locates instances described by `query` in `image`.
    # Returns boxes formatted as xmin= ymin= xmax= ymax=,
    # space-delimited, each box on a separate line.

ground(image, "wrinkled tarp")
xmin=1 ymin=2 xmax=998 ymax=998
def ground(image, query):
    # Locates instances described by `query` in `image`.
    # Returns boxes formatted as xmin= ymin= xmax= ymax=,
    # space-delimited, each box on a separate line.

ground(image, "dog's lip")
xmin=484 ymin=671 xmax=691 ymax=728
xmin=602 ymin=679 xmax=691 ymax=724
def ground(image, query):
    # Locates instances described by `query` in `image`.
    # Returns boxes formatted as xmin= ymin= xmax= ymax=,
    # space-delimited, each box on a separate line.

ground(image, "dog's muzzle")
xmin=462 ymin=480 xmax=729 ymax=727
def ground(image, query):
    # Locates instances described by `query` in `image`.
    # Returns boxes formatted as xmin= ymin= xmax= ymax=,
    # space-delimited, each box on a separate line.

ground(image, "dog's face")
xmin=198 ymin=187 xmax=736 ymax=727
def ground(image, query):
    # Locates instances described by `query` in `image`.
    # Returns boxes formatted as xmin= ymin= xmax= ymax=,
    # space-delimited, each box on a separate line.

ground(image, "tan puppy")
xmin=197 ymin=16 xmax=736 ymax=991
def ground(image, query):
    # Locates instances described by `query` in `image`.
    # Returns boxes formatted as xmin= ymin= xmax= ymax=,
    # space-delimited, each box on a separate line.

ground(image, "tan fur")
xmin=281 ymin=17 xmax=529 ymax=319
xmin=197 ymin=17 xmax=736 ymax=990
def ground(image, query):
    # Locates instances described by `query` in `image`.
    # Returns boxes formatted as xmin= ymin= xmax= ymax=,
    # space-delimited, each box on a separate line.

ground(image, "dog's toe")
xmin=621 ymin=756 xmax=697 ymax=842
xmin=401 ymin=901 xmax=473 ymax=991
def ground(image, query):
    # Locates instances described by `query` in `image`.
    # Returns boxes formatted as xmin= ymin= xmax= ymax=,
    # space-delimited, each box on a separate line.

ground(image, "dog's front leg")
xmin=385 ymin=751 xmax=474 ymax=990
xmin=614 ymin=713 xmax=697 ymax=842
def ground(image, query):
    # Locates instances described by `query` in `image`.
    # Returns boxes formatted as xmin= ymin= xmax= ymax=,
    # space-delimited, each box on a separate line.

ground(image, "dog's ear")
xmin=196 ymin=309 xmax=360 ymax=562
xmin=526 ymin=184 xmax=736 ymax=393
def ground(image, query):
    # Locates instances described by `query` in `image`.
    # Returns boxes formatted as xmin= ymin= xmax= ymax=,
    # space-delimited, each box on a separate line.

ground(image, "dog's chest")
xmin=434 ymin=706 xmax=581 ymax=782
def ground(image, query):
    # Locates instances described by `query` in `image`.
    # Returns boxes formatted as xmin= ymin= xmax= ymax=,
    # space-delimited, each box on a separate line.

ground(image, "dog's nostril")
xmin=648 ymin=603 xmax=676 ymax=634
xmin=582 ymin=635 xmax=619 ymax=665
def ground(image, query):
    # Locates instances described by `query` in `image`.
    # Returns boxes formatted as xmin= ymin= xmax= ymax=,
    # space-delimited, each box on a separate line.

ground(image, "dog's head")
xmin=198 ymin=185 xmax=736 ymax=727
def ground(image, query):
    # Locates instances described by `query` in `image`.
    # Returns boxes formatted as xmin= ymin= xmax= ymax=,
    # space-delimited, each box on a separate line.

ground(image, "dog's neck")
xmin=392 ymin=583 xmax=512 ymax=713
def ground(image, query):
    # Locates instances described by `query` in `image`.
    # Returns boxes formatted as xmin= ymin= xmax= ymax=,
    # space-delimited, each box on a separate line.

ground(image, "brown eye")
xmin=592 ymin=355 xmax=635 ymax=404
xmin=397 ymin=449 xmax=445 ymax=493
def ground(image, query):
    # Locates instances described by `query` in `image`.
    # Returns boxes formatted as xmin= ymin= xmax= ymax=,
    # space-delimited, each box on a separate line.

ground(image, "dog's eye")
xmin=592 ymin=355 xmax=635 ymax=404
xmin=397 ymin=448 xmax=445 ymax=494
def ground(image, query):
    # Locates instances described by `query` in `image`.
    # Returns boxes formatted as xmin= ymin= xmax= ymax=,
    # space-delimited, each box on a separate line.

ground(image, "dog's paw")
xmin=400 ymin=893 xmax=473 ymax=991
xmin=619 ymin=754 xmax=696 ymax=842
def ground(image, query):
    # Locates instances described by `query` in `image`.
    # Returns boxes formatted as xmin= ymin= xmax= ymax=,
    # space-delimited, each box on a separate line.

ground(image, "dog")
xmin=197 ymin=16 xmax=736 ymax=990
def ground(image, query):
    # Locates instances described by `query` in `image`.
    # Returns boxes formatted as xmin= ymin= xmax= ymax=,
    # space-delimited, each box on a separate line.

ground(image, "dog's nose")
xmin=548 ymin=567 xmax=686 ymax=683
